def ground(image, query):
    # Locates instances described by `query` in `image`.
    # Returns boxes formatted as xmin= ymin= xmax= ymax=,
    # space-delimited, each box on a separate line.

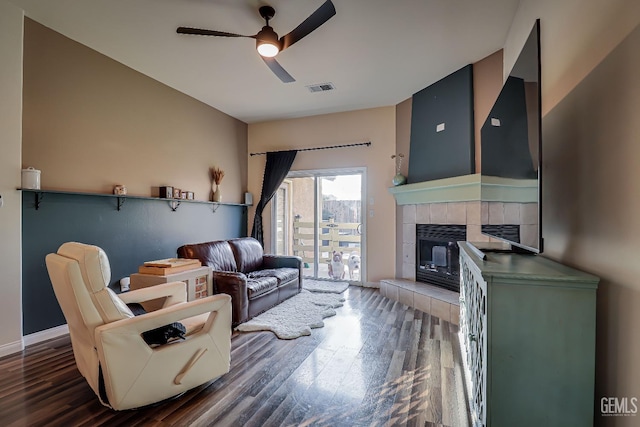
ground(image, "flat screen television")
xmin=480 ymin=19 xmax=542 ymax=253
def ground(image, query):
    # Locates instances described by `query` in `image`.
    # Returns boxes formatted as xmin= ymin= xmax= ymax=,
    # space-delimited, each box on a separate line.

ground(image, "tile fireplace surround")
xmin=381 ymin=173 xmax=536 ymax=324
xmin=400 ymin=200 xmax=492 ymax=280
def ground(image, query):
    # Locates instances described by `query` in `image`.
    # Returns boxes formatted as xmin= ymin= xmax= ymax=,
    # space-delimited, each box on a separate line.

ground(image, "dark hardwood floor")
xmin=0 ymin=287 xmax=470 ymax=427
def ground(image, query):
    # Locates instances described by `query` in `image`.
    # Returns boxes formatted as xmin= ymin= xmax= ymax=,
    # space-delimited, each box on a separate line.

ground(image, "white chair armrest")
xmin=98 ymin=294 xmax=231 ymax=336
xmin=118 ymin=281 xmax=187 ymax=307
xmin=95 ymin=294 xmax=231 ymax=410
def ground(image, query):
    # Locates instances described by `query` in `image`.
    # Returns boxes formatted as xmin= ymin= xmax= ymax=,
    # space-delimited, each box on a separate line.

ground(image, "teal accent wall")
xmin=22 ymin=192 xmax=247 ymax=334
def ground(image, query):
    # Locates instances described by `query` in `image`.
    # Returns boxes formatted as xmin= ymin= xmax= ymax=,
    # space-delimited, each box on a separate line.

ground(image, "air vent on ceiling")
xmin=306 ymin=82 xmax=335 ymax=93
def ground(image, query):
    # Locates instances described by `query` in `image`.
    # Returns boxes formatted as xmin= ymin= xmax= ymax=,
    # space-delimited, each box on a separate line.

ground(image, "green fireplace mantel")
xmin=388 ymin=173 xmax=538 ymax=205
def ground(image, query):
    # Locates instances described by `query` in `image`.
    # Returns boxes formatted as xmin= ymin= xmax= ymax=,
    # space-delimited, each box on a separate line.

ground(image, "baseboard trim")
xmin=0 ymin=339 xmax=24 ymax=358
xmin=358 ymin=281 xmax=380 ymax=288
xmin=23 ymin=324 xmax=69 ymax=347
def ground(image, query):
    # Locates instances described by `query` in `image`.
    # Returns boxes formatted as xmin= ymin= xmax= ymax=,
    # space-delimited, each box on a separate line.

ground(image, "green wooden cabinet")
xmin=458 ymin=242 xmax=599 ymax=427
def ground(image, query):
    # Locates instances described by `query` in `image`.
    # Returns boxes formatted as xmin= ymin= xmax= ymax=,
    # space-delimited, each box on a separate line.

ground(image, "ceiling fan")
xmin=177 ymin=0 xmax=336 ymax=83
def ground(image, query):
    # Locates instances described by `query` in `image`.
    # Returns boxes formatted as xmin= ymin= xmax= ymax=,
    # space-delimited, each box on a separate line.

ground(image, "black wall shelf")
xmin=18 ymin=188 xmax=251 ymax=212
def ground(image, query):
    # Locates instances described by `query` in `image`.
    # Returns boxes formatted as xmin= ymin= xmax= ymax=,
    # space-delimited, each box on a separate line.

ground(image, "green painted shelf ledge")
xmin=388 ymin=173 xmax=537 ymax=205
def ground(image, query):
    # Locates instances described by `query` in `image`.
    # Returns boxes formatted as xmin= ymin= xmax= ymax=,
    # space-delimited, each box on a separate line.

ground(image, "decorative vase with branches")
xmin=391 ymin=153 xmax=407 ymax=186
xmin=210 ymin=167 xmax=225 ymax=202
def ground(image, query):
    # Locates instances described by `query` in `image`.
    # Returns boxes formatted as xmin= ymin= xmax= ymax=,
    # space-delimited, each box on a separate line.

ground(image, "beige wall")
xmin=395 ymin=99 xmax=412 ymax=275
xmin=395 ymin=99 xmax=412 ymax=179
xmin=22 ymin=19 xmax=247 ymax=203
xmin=506 ymin=1 xmax=640 ymax=425
xmin=248 ymin=107 xmax=396 ymax=282
xmin=0 ymin=0 xmax=24 ymax=356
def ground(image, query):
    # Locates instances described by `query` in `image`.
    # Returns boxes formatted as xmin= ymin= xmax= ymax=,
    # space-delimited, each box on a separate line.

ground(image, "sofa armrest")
xmin=262 ymin=255 xmax=302 ymax=270
xmin=118 ymin=281 xmax=187 ymax=308
xmin=213 ymin=271 xmax=248 ymax=326
xmin=263 ymin=255 xmax=303 ymax=292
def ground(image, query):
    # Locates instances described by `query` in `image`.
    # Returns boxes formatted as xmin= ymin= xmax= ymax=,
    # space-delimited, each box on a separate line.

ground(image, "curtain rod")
xmin=249 ymin=141 xmax=371 ymax=156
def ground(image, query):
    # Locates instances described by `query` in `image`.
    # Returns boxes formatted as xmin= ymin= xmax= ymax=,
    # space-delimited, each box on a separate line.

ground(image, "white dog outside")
xmin=327 ymin=250 xmax=361 ymax=281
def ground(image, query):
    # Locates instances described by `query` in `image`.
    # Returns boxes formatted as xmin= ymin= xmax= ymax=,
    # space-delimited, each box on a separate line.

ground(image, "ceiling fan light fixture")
xmin=177 ymin=1 xmax=336 ymax=83
xmin=256 ymin=26 xmax=280 ymax=57
xmin=257 ymin=41 xmax=279 ymax=57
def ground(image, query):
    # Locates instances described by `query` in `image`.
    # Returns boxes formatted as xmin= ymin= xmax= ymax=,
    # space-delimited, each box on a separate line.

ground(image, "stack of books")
xmin=138 ymin=258 xmax=201 ymax=276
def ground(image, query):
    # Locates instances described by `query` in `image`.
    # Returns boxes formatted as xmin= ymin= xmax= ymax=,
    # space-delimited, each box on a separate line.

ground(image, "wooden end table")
xmin=130 ymin=266 xmax=213 ymax=311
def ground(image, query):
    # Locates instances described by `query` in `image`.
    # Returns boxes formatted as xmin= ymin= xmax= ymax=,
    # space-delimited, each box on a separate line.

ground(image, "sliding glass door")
xmin=272 ymin=168 xmax=365 ymax=282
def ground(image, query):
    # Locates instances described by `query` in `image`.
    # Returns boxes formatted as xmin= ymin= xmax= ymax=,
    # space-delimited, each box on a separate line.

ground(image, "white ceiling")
xmin=10 ymin=0 xmax=521 ymax=123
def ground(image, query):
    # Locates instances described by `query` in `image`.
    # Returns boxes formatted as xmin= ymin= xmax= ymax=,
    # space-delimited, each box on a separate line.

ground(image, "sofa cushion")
xmin=248 ymin=268 xmax=299 ymax=286
xmin=228 ymin=238 xmax=264 ymax=273
xmin=246 ymin=276 xmax=278 ymax=300
xmin=178 ymin=240 xmax=237 ymax=272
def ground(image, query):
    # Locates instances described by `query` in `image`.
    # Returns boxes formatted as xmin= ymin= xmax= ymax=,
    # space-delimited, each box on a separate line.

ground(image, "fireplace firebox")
xmin=416 ymin=224 xmax=467 ymax=292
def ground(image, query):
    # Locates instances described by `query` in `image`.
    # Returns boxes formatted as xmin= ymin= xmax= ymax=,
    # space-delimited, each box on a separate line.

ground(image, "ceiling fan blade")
xmin=279 ymin=0 xmax=336 ymax=51
xmin=176 ymin=27 xmax=255 ymax=38
xmin=262 ymin=57 xmax=295 ymax=83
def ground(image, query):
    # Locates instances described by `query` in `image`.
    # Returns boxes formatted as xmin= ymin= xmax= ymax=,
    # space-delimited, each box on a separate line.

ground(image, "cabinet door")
xmin=460 ymin=253 xmax=487 ymax=427
xmin=489 ymin=281 xmax=597 ymax=427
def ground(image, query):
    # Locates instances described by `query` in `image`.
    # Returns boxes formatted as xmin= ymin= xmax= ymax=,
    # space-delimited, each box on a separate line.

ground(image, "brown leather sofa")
xmin=177 ymin=237 xmax=302 ymax=326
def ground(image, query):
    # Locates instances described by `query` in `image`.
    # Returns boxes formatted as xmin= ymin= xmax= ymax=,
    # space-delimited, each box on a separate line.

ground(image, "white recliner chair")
xmin=45 ymin=242 xmax=232 ymax=410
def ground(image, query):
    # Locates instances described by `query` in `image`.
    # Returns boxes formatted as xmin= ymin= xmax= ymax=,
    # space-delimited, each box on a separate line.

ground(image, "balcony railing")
xmin=293 ymin=218 xmax=361 ymax=265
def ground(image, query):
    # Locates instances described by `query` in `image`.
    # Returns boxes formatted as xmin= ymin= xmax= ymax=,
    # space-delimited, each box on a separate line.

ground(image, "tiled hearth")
xmin=380 ymin=279 xmax=460 ymax=325
xmin=384 ymin=187 xmax=487 ymax=326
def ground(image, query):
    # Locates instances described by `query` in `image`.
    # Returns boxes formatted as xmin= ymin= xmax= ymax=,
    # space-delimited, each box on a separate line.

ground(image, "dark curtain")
xmin=251 ymin=150 xmax=298 ymax=247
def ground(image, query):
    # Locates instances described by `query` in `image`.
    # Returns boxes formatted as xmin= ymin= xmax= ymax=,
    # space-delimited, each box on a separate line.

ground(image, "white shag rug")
xmin=235 ymin=289 xmax=346 ymax=339
xmin=302 ymin=279 xmax=349 ymax=293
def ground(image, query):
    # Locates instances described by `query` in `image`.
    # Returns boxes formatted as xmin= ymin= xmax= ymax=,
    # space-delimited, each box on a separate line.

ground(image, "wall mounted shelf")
xmin=18 ymin=188 xmax=250 ymax=212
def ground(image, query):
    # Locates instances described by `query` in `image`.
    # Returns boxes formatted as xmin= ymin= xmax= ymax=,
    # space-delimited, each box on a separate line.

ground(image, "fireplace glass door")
xmin=416 ymin=224 xmax=466 ymax=292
